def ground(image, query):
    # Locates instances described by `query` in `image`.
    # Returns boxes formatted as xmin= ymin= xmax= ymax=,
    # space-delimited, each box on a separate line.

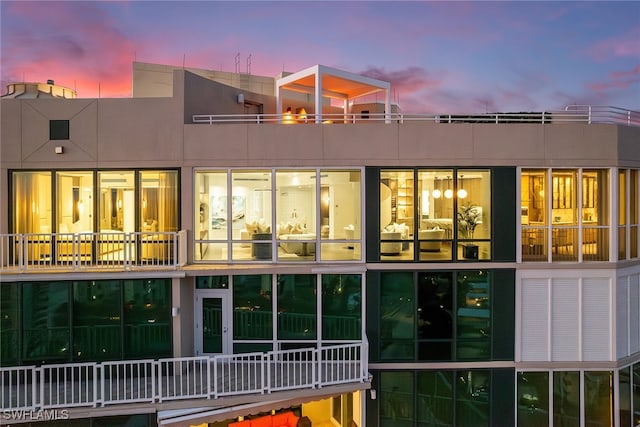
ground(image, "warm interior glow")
xmin=457 ymin=188 xmax=468 ymax=198
xmin=444 ymin=189 xmax=453 ymax=199
xmin=432 ymin=189 xmax=441 ymax=199
xmin=283 ymin=106 xmax=295 ymax=124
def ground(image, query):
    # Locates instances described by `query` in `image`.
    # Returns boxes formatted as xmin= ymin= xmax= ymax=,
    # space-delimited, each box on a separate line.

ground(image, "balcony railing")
xmin=0 ymin=341 xmax=369 ymax=411
xmin=0 ymin=231 xmax=187 ymax=272
xmin=193 ymin=105 xmax=640 ymax=127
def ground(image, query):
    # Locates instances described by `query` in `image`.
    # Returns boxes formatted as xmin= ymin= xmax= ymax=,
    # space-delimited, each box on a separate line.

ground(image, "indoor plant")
xmin=457 ymin=203 xmax=481 ymax=259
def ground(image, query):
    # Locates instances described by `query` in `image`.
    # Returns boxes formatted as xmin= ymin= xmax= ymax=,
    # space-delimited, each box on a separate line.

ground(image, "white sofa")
xmin=418 ymin=228 xmax=446 ymax=252
xmin=380 ymin=231 xmax=402 ymax=255
xmin=279 ymin=233 xmax=316 ymax=255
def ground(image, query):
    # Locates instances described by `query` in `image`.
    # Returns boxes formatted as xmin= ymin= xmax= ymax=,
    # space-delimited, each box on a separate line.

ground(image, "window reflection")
xmin=233 ymin=274 xmax=273 ymax=340
xmin=380 ymin=272 xmax=414 ymax=360
xmin=553 ymin=371 xmax=580 ymax=427
xmin=517 ymin=372 xmax=549 ymax=427
xmin=277 ymin=274 xmax=317 ymax=340
xmin=322 ymin=274 xmax=361 ymax=340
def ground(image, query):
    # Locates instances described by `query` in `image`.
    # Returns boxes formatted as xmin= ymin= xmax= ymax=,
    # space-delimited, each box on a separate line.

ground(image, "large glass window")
xmin=320 ymin=170 xmax=362 ymax=260
xmin=233 ymin=170 xmax=273 ymax=261
xmin=456 ymin=370 xmax=490 ymax=427
xmin=276 ymin=170 xmax=316 ymax=262
xmin=0 ymin=283 xmax=19 ymax=366
xmin=194 ymin=168 xmax=363 ymax=263
xmin=456 ymin=271 xmax=491 ymax=360
xmin=22 ymin=281 xmax=70 ymax=361
xmin=98 ymin=171 xmax=135 ymax=232
xmin=56 ymin=171 xmax=94 ymax=234
xmin=13 ymin=172 xmax=52 ymax=262
xmin=139 ymin=171 xmax=178 ymax=232
xmin=233 ymin=274 xmax=273 ymax=341
xmin=417 ymin=272 xmax=453 ymax=360
xmin=584 ymin=371 xmax=614 ymax=427
xmin=418 ymin=169 xmax=454 ymax=261
xmin=381 ymin=270 xmax=493 ymax=362
xmin=380 ymin=170 xmax=415 ymax=260
xmin=456 ymin=170 xmax=492 ymax=260
xmin=195 ymin=171 xmax=228 ymax=261
xmin=73 ymin=280 xmax=122 ymax=360
xmin=322 ymin=274 xmax=361 ymax=340
xmin=380 ymin=371 xmax=414 ymax=426
xmin=380 ymin=272 xmax=415 ymax=360
xmin=379 ymin=369 xmax=496 ymax=427
xmin=381 ymin=168 xmax=492 ymax=262
xmin=554 ymin=371 xmax=580 ymax=427
xmin=522 ymin=168 xmax=611 ymax=262
xmin=633 ymin=364 xmax=640 ymax=427
xmin=123 ymin=279 xmax=172 ymax=359
xmin=417 ymin=371 xmax=453 ymax=426
xmin=9 ymin=279 xmax=171 ymax=365
xmin=277 ymin=274 xmax=316 ymax=340
xmin=517 ymin=372 xmax=549 ymax=427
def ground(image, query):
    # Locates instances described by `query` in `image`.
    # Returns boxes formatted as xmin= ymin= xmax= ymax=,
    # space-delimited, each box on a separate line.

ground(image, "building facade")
xmin=1 ymin=62 xmax=639 ymax=427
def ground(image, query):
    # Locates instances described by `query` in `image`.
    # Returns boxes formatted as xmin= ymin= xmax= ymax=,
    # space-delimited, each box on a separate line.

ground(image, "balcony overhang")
xmin=157 ymin=381 xmax=371 ymax=426
xmin=276 ymin=64 xmax=391 ymax=123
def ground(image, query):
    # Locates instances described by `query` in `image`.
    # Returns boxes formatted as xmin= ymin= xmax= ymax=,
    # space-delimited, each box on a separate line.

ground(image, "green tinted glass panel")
xmin=123 ymin=279 xmax=171 ymax=358
xmin=22 ymin=282 xmax=70 ymax=361
xmin=196 ymin=275 xmax=229 ymax=289
xmin=554 ymin=371 xmax=580 ymax=427
xmin=585 ymin=371 xmax=613 ymax=427
xmin=456 ymin=271 xmax=490 ymax=360
xmin=233 ymin=274 xmax=272 ymax=340
xmin=233 ymin=343 xmax=273 ymax=354
xmin=620 ymin=367 xmax=631 ymax=427
xmin=73 ymin=280 xmax=122 ymax=361
xmin=634 ymin=364 xmax=640 ymax=427
xmin=380 ymin=371 xmax=414 ymax=426
xmin=203 ymin=298 xmax=222 ymax=353
xmin=517 ymin=372 xmax=549 ymax=427
xmin=380 ymin=272 xmax=414 ymax=360
xmin=322 ymin=274 xmax=361 ymax=340
xmin=277 ymin=274 xmax=316 ymax=340
xmin=0 ymin=283 xmax=19 ymax=366
xmin=417 ymin=272 xmax=453 ymax=361
xmin=456 ymin=370 xmax=489 ymax=427
xmin=417 ymin=371 xmax=453 ymax=425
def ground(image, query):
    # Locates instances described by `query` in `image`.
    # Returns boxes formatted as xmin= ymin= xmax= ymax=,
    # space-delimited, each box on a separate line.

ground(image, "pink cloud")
xmin=587 ymin=65 xmax=640 ymax=93
xmin=584 ymin=28 xmax=640 ymax=62
xmin=2 ymin=1 xmax=137 ymax=97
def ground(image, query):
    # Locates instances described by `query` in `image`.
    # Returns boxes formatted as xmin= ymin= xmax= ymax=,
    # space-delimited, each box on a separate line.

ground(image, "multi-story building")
xmin=1 ymin=61 xmax=639 ymax=427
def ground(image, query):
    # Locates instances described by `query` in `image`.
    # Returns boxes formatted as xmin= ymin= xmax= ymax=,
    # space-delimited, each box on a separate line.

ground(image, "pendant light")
xmin=457 ymin=174 xmax=468 ymax=199
xmin=444 ymin=176 xmax=453 ymax=199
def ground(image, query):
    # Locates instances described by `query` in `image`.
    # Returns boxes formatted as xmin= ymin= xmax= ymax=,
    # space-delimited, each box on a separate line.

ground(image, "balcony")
xmin=0 ymin=342 xmax=369 ymax=423
xmin=0 ymin=231 xmax=187 ymax=273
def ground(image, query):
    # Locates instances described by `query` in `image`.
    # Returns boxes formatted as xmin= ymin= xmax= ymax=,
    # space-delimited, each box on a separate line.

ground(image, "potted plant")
xmin=457 ymin=203 xmax=481 ymax=259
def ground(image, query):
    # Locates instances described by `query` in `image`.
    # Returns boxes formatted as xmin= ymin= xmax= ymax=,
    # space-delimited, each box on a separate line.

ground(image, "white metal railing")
xmin=0 ymin=342 xmax=368 ymax=411
xmin=0 ymin=231 xmax=185 ymax=272
xmin=193 ymin=105 xmax=640 ymax=127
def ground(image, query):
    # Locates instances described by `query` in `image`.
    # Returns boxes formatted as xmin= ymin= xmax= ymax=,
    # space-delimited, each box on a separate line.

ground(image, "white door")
xmin=194 ymin=290 xmax=231 ymax=355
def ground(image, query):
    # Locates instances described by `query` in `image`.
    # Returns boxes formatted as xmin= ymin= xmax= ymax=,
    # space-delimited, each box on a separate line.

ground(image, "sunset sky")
xmin=1 ymin=1 xmax=638 ymax=113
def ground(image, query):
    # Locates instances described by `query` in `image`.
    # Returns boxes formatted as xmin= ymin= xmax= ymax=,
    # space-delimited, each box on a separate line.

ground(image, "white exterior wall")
xmin=617 ymin=268 xmax=640 ymax=358
xmin=518 ymin=269 xmax=616 ymax=362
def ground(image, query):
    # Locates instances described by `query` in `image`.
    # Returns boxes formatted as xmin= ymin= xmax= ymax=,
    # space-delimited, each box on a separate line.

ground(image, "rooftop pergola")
xmin=276 ymin=64 xmax=391 ymax=123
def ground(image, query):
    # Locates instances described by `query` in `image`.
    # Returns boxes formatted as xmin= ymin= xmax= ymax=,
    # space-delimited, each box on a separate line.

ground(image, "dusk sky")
xmin=1 ymin=1 xmax=638 ymax=113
